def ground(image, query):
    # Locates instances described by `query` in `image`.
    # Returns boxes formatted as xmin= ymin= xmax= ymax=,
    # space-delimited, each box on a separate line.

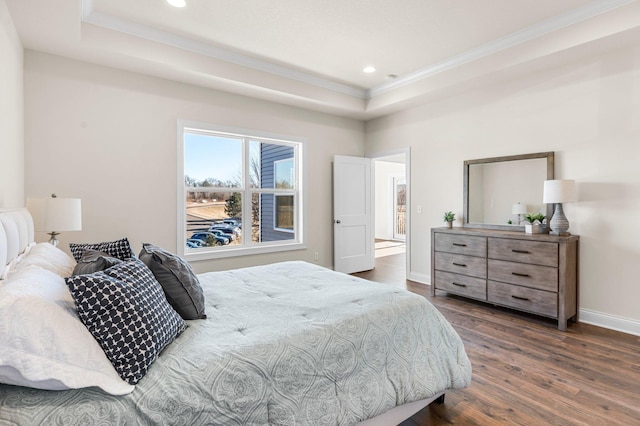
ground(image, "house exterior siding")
xmin=260 ymin=144 xmax=295 ymax=242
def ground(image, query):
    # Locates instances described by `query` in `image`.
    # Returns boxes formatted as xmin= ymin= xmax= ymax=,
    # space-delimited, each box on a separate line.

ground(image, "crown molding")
xmin=367 ymin=0 xmax=636 ymax=98
xmin=81 ymin=0 xmax=635 ymax=103
xmin=80 ymin=0 xmax=367 ymax=99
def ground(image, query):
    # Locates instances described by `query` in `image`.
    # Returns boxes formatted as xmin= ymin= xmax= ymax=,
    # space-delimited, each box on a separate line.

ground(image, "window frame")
xmin=274 ymin=194 xmax=295 ymax=233
xmin=177 ymin=120 xmax=306 ymax=261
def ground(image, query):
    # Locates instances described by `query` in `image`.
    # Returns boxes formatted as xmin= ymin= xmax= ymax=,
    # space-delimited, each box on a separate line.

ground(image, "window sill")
xmin=182 ymin=242 xmax=306 ymax=262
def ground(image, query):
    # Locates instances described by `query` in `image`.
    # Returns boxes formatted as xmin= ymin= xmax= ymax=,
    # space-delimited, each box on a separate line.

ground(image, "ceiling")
xmin=6 ymin=0 xmax=640 ymax=119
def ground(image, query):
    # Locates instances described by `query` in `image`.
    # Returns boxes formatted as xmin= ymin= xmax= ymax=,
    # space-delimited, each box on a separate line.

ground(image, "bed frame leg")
xmin=435 ymin=394 xmax=445 ymax=404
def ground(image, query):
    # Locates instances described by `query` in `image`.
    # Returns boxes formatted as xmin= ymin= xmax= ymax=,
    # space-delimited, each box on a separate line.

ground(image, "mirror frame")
xmin=463 ymin=151 xmax=555 ymax=231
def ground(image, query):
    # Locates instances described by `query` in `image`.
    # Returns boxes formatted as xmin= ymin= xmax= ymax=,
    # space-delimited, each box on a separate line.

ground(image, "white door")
xmin=333 ymin=155 xmax=373 ymax=274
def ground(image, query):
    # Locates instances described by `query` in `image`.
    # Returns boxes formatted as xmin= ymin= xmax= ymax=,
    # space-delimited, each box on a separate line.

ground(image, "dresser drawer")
xmin=488 ymin=238 xmax=558 ymax=267
xmin=488 ymin=281 xmax=558 ymax=318
xmin=488 ymin=259 xmax=558 ymax=292
xmin=435 ymin=252 xmax=486 ymax=279
xmin=434 ymin=271 xmax=486 ymax=300
xmin=435 ymin=233 xmax=486 ymax=257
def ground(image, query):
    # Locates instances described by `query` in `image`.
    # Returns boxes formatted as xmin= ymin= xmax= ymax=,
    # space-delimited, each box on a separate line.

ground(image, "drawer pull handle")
xmin=452 ymin=243 xmax=467 ymax=247
xmin=511 ymin=295 xmax=530 ymax=301
xmin=452 ymin=282 xmax=467 ymax=287
xmin=512 ymin=249 xmax=530 ymax=254
xmin=452 ymin=262 xmax=467 ymax=267
xmin=511 ymin=272 xmax=530 ymax=277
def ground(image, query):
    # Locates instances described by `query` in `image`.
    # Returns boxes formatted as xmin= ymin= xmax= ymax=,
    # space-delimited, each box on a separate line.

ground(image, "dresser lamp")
xmin=543 ymin=180 xmax=576 ymax=236
xmin=27 ymin=194 xmax=82 ymax=246
xmin=511 ymin=202 xmax=527 ymax=225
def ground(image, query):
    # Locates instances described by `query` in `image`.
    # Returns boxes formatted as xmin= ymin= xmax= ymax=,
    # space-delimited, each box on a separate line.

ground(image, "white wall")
xmin=0 ymin=0 xmax=23 ymax=208
xmin=374 ymin=161 xmax=405 ymax=240
xmin=366 ymin=40 xmax=640 ymax=333
xmin=24 ymin=51 xmax=365 ymax=272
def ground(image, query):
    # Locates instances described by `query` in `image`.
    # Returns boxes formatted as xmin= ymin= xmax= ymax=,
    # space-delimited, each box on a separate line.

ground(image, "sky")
xmin=184 ymin=132 xmax=242 ymax=183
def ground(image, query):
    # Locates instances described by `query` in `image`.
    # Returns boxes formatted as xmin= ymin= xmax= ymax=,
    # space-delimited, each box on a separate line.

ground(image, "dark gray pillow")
xmin=138 ymin=243 xmax=206 ymax=320
xmin=72 ymin=249 xmax=124 ymax=276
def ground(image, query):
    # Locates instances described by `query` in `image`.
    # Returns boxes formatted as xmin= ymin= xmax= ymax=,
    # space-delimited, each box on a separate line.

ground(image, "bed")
xmin=0 ymin=207 xmax=471 ymax=425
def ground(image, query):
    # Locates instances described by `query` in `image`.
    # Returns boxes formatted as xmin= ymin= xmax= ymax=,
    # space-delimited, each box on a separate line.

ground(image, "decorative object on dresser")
xmin=511 ymin=202 xmax=527 ymax=225
xmin=26 ymin=194 xmax=82 ymax=246
xmin=524 ymin=212 xmax=547 ymax=234
xmin=431 ymin=227 xmax=579 ymax=331
xmin=443 ymin=211 xmax=455 ymax=228
xmin=543 ymin=179 xmax=577 ymax=236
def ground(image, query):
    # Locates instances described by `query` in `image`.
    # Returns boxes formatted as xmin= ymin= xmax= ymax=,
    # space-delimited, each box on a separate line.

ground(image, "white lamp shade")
xmin=543 ymin=179 xmax=577 ymax=204
xmin=27 ymin=197 xmax=82 ymax=233
xmin=512 ymin=203 xmax=527 ymax=215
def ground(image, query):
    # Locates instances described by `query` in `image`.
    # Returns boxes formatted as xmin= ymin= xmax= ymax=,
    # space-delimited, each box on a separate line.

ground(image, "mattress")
xmin=0 ymin=260 xmax=471 ymax=425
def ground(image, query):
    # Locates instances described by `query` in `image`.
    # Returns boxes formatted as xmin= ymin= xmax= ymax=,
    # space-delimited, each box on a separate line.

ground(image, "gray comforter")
xmin=0 ymin=261 xmax=471 ymax=425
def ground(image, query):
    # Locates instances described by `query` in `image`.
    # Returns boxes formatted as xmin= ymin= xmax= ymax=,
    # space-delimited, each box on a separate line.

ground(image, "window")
xmin=275 ymin=195 xmax=294 ymax=231
xmin=178 ymin=122 xmax=304 ymax=259
xmin=272 ymin=158 xmax=294 ymax=232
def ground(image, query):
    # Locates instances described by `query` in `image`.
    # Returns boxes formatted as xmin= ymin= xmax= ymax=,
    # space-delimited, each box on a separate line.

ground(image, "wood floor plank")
xmin=354 ymin=253 xmax=640 ymax=426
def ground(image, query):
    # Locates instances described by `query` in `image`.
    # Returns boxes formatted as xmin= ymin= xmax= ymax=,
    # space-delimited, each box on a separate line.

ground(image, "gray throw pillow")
xmin=138 ymin=243 xmax=206 ymax=320
xmin=72 ymin=249 xmax=124 ymax=276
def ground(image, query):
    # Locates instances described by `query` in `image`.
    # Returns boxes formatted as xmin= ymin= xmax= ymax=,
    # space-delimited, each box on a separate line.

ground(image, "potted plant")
xmin=524 ymin=212 xmax=547 ymax=234
xmin=443 ymin=211 xmax=455 ymax=229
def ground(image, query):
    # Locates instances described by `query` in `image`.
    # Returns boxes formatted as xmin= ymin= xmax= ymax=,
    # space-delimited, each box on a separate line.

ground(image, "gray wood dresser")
xmin=431 ymin=227 xmax=579 ymax=331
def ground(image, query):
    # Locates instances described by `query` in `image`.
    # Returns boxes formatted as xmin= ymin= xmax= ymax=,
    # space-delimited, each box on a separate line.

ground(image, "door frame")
xmin=369 ymin=148 xmax=410 ymax=279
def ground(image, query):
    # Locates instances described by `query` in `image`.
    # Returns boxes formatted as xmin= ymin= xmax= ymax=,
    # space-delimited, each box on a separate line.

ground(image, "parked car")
xmin=186 ymin=240 xmax=200 ymax=249
xmin=209 ymin=228 xmax=235 ymax=242
xmin=209 ymin=224 xmax=237 ymax=238
xmin=190 ymin=232 xmax=229 ymax=246
xmin=186 ymin=238 xmax=205 ymax=247
xmin=222 ymin=219 xmax=242 ymax=229
xmin=210 ymin=222 xmax=241 ymax=238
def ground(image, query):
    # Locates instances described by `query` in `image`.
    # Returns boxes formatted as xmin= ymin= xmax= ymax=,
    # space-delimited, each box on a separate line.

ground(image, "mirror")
xmin=463 ymin=152 xmax=554 ymax=230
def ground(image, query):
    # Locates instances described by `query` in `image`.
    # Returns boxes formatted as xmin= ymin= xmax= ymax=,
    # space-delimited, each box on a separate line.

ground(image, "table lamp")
xmin=27 ymin=194 xmax=82 ymax=246
xmin=543 ymin=180 xmax=576 ymax=236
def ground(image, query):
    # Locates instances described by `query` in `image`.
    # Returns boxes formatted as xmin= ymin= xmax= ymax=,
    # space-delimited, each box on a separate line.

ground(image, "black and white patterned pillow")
xmin=65 ymin=259 xmax=187 ymax=385
xmin=69 ymin=238 xmax=135 ymax=262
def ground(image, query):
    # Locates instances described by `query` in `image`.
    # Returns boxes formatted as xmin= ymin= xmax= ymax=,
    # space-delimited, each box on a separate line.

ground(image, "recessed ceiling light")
xmin=363 ymin=66 xmax=376 ymax=74
xmin=167 ymin=0 xmax=186 ymax=7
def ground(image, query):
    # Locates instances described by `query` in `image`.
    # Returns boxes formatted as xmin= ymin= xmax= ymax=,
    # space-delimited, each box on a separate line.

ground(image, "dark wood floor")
xmin=353 ymin=253 xmax=640 ymax=426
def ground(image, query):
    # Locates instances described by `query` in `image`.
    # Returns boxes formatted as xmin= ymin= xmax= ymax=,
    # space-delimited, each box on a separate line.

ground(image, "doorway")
xmin=371 ymin=149 xmax=409 ymax=280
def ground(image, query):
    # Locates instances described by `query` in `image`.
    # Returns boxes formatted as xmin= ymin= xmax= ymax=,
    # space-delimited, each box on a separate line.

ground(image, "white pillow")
xmin=9 ymin=242 xmax=75 ymax=278
xmin=0 ymin=265 xmax=135 ymax=395
xmin=0 ymin=242 xmax=35 ymax=281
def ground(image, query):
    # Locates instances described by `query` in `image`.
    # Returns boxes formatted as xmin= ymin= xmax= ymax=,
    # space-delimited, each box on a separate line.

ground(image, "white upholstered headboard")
xmin=0 ymin=208 xmax=35 ymax=278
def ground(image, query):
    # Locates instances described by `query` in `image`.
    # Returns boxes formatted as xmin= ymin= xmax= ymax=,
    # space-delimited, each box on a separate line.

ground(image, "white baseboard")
xmin=579 ymin=309 xmax=640 ymax=337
